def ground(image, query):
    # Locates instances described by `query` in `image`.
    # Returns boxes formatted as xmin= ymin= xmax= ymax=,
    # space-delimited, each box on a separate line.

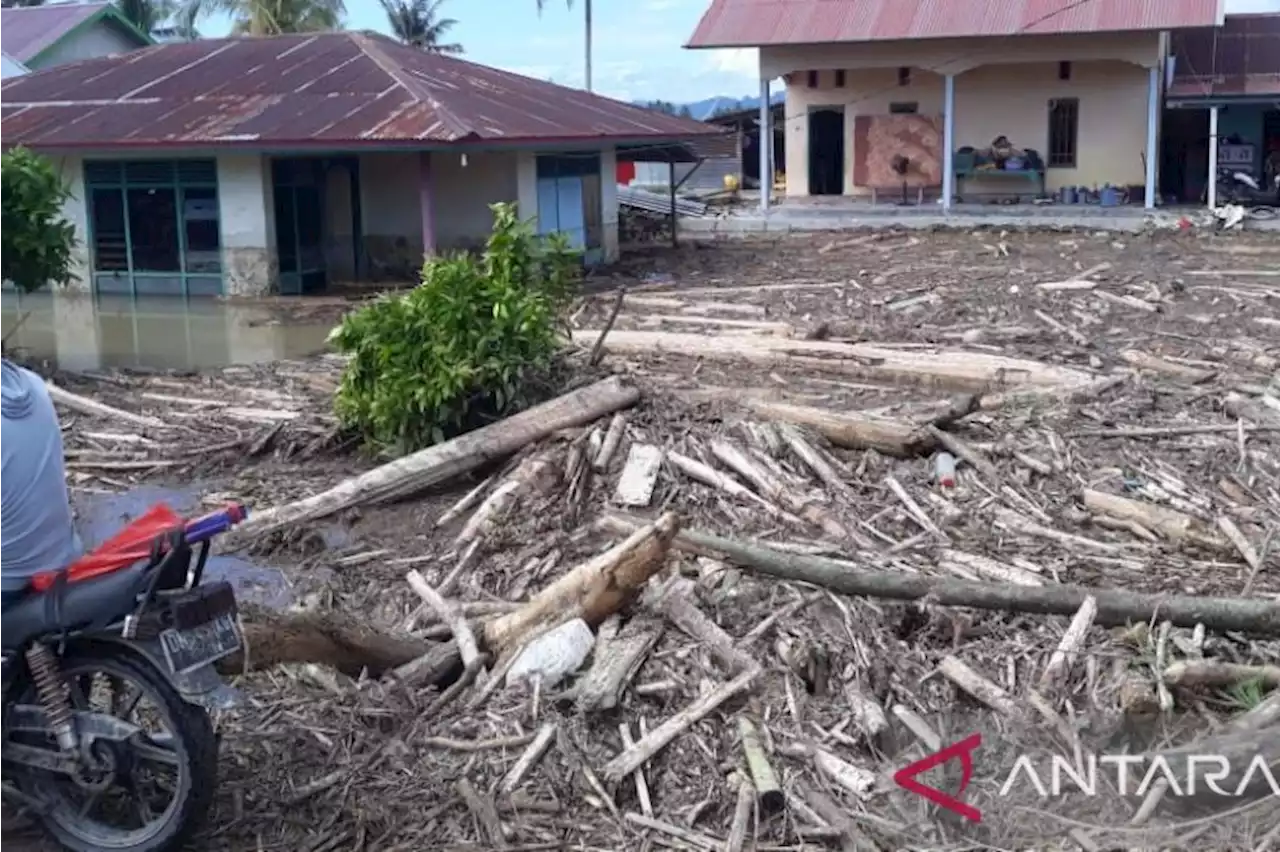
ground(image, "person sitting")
xmin=1 ymin=359 xmax=83 ymax=609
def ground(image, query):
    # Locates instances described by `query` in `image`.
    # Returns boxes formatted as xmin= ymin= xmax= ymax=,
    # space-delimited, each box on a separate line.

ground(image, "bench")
xmin=953 ymin=150 xmax=1045 ymax=200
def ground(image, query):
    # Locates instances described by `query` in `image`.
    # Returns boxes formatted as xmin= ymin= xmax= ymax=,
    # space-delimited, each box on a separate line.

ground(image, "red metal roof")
xmin=687 ymin=0 xmax=1223 ymax=49
xmin=0 ymin=32 xmax=723 ymax=150
xmin=1167 ymin=13 xmax=1280 ymax=100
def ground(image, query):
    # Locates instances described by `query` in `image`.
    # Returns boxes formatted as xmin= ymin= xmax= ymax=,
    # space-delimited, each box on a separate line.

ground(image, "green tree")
xmin=378 ymin=0 xmax=461 ymax=53
xmin=115 ymin=0 xmax=176 ymax=35
xmin=178 ymin=0 xmax=344 ymax=36
xmin=330 ymin=203 xmax=578 ymax=454
xmin=1 ymin=148 xmax=77 ymax=293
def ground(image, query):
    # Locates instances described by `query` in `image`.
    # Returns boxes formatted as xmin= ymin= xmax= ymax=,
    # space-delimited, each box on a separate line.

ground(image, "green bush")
xmin=330 ymin=202 xmax=580 ymax=454
xmin=1 ymin=147 xmax=77 ymax=292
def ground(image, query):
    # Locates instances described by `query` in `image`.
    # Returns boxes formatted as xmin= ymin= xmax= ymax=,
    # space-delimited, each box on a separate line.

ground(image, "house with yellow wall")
xmin=686 ymin=0 xmax=1226 ymax=211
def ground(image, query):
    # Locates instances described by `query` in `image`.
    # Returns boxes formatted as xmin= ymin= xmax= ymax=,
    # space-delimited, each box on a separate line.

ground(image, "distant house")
xmin=1 ymin=2 xmax=153 ymax=73
xmin=1164 ymin=14 xmax=1280 ymax=205
xmin=686 ymin=0 xmax=1223 ymax=209
xmin=2 ymin=52 xmax=30 ymax=79
xmin=1 ymin=32 xmax=720 ymax=298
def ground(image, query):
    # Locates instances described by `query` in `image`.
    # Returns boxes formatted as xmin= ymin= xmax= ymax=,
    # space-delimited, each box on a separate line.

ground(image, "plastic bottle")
xmin=934 ymin=452 xmax=957 ymax=488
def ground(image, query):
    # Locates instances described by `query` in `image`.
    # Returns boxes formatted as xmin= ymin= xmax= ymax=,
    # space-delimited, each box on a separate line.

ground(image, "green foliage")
xmin=1 ymin=148 xmax=77 ymax=293
xmin=330 ymin=202 xmax=579 ymax=455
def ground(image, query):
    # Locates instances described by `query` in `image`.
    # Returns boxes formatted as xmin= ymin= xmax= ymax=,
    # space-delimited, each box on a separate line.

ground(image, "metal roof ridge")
xmin=350 ymin=32 xmax=476 ymax=141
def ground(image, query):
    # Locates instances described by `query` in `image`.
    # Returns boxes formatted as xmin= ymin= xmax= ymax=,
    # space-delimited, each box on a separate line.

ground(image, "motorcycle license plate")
xmin=159 ymin=612 xmax=242 ymax=676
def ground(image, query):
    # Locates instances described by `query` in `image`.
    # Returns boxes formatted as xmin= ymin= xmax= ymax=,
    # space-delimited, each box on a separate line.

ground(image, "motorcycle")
xmin=2 ymin=502 xmax=249 ymax=852
xmin=1216 ymin=169 xmax=1280 ymax=207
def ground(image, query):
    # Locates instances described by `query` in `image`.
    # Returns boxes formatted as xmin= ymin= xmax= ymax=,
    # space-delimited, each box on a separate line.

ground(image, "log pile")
xmin=27 ymin=228 xmax=1280 ymax=852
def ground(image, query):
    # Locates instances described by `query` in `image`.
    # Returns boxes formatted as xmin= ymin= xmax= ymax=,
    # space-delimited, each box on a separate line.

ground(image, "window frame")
xmin=1047 ymin=98 xmax=1080 ymax=169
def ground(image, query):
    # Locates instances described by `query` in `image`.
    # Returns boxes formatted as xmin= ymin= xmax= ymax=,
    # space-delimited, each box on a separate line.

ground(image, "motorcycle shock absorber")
xmin=25 ymin=644 xmax=78 ymax=752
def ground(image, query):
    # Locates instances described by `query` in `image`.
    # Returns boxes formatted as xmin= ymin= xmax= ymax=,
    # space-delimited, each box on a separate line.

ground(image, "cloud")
xmin=706 ymin=48 xmax=758 ymax=78
xmin=1224 ymin=0 xmax=1280 ymax=11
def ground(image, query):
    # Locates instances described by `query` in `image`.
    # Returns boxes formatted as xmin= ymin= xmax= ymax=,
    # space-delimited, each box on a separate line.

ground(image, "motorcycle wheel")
xmin=4 ymin=650 xmax=218 ymax=852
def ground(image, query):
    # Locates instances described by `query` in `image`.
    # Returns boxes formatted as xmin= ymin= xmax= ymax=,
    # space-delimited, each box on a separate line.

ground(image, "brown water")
xmin=1 ymin=291 xmax=336 ymax=371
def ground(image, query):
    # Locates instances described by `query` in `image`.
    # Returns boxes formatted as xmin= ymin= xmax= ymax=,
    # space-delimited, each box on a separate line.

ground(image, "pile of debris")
xmin=14 ymin=228 xmax=1280 ymax=852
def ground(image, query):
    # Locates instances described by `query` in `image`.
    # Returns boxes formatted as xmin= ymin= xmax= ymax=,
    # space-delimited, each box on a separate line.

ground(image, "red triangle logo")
xmin=892 ymin=733 xmax=983 ymax=823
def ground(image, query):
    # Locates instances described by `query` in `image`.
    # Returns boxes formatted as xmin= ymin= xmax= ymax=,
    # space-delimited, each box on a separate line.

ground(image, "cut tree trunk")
xmin=603 ymin=517 xmax=1280 ymax=635
xmin=482 ymin=511 xmax=680 ymax=654
xmin=221 ymin=604 xmax=432 ymax=678
xmin=229 ymin=376 xmax=640 ymax=540
xmin=572 ymin=331 xmax=1094 ymax=392
xmin=745 ymin=401 xmax=930 ymax=457
xmin=1081 ymin=489 xmax=1227 ymax=552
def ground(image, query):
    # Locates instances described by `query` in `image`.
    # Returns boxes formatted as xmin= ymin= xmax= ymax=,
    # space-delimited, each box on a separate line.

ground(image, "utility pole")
xmin=584 ymin=0 xmax=593 ymax=91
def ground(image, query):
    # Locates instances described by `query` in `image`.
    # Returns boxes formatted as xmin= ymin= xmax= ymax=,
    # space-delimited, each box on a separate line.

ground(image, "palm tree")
xmin=378 ymin=0 xmax=461 ymax=54
xmin=115 ymin=0 xmax=174 ymax=36
xmin=177 ymin=0 xmax=344 ymax=37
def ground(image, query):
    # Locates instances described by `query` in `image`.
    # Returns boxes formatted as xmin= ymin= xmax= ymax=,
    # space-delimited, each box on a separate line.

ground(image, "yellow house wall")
xmin=765 ymin=32 xmax=1162 ymax=198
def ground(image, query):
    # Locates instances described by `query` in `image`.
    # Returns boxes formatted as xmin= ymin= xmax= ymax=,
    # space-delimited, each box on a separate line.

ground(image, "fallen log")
xmin=229 ymin=376 xmax=640 ymax=540
xmin=221 ymin=604 xmax=432 ymax=678
xmin=603 ymin=516 xmax=1280 ymax=635
xmin=571 ymin=330 xmax=1093 ymax=391
xmin=745 ymin=400 xmax=930 ymax=457
xmin=46 ymin=381 xmax=165 ymax=429
xmin=482 ymin=511 xmax=680 ymax=654
xmin=1081 ymin=489 xmax=1227 ymax=552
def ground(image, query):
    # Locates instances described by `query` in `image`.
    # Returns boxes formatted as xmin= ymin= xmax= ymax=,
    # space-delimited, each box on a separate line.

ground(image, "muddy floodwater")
xmin=73 ymin=484 xmax=294 ymax=609
xmin=1 ymin=291 xmax=336 ymax=371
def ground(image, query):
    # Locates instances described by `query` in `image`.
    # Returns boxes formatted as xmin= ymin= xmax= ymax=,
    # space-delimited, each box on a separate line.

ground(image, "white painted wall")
xmin=428 ymin=150 xmax=519 ymax=250
xmin=32 ymin=21 xmax=144 ymax=70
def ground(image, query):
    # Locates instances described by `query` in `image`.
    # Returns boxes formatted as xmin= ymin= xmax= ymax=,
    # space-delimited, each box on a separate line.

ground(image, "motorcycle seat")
xmin=0 ymin=563 xmax=148 ymax=652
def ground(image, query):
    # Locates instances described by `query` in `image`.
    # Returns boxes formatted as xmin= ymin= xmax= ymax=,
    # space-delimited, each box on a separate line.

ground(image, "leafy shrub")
xmin=330 ymin=202 xmax=580 ymax=454
xmin=1 ymin=147 xmax=77 ymax=293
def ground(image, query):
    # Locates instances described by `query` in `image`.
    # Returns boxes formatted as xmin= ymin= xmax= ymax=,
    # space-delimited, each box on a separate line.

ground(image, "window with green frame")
xmin=84 ymin=159 xmax=224 ymax=297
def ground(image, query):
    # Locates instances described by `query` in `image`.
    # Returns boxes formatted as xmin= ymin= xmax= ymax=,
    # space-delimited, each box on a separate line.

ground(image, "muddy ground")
xmin=5 ymin=228 xmax=1280 ymax=851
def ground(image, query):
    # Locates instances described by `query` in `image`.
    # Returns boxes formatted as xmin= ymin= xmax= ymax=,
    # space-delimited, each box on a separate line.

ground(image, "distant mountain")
xmin=682 ymin=92 xmax=783 ymax=120
xmin=634 ymin=91 xmax=785 ymax=121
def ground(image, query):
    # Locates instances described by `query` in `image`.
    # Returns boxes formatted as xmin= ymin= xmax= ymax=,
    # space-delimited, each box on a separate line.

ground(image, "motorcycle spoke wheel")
xmin=6 ymin=653 xmax=216 ymax=852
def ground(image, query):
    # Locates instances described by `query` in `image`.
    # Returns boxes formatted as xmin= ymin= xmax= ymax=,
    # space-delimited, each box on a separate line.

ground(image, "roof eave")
xmin=687 ymin=25 xmax=1215 ymax=51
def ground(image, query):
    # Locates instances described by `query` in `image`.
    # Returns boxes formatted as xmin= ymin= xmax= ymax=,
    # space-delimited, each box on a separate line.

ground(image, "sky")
xmin=199 ymin=0 xmax=759 ymax=102
xmin=197 ymin=0 xmax=1280 ymax=105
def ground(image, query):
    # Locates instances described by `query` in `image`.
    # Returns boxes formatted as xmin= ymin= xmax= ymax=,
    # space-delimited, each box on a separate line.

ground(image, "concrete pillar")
xmin=1144 ymin=65 xmax=1160 ymax=209
xmin=419 ymin=152 xmax=436 ymax=256
xmin=600 ymin=145 xmax=619 ymax=262
xmin=758 ymin=77 xmax=772 ymax=212
xmin=516 ymin=151 xmax=539 ymax=229
xmin=1207 ymin=106 xmax=1219 ymax=210
xmin=52 ymin=155 xmax=91 ymax=293
xmin=216 ymin=154 xmax=277 ymax=296
xmin=942 ymin=73 xmax=956 ymax=211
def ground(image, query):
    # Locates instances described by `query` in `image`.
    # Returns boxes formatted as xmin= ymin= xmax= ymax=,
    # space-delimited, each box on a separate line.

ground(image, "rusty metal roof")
xmin=2 ymin=2 xmax=148 ymax=64
xmin=1167 ymin=14 xmax=1280 ymax=101
xmin=687 ymin=0 xmax=1222 ymax=49
xmin=0 ymin=32 xmax=722 ymax=150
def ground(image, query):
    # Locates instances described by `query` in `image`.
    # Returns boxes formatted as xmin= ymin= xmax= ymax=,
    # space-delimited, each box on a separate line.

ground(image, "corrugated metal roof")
xmin=0 ymin=32 xmax=723 ymax=150
xmin=0 ymin=2 xmax=135 ymax=63
xmin=1167 ymin=13 xmax=1280 ymax=100
xmin=687 ymin=0 xmax=1222 ymax=49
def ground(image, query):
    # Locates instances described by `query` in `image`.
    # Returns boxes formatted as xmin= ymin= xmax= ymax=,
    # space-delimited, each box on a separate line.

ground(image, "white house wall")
xmin=768 ymin=32 xmax=1163 ymax=198
xmin=428 ymin=150 xmax=520 ymax=251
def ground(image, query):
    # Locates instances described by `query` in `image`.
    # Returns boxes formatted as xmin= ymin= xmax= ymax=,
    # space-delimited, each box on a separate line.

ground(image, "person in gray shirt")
xmin=1 ymin=359 xmax=82 ymax=608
